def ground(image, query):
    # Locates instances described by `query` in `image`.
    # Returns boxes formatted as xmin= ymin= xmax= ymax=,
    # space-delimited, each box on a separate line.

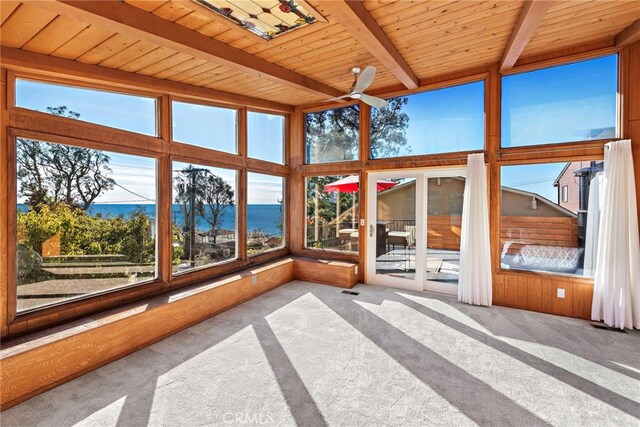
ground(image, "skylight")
xmin=194 ymin=0 xmax=317 ymax=40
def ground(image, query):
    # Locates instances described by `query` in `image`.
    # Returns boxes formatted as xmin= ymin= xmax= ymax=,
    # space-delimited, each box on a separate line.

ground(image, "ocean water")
xmin=19 ymin=204 xmax=283 ymax=237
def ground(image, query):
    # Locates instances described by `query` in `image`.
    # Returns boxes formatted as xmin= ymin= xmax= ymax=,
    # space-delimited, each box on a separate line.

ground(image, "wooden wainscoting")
xmin=493 ymin=271 xmax=594 ymax=319
xmin=0 ymin=258 xmax=296 ymax=410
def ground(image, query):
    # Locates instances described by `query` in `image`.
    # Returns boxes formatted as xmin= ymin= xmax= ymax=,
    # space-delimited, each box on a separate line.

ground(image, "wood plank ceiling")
xmin=1 ymin=0 xmax=640 ymax=107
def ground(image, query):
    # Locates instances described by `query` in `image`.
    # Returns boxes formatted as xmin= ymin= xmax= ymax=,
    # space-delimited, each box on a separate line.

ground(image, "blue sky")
xmin=501 ymin=162 xmax=565 ymax=202
xmin=502 ymin=54 xmax=617 ymax=147
xmin=15 ymin=53 xmax=617 ymax=206
xmin=375 ymin=80 xmax=485 ymax=157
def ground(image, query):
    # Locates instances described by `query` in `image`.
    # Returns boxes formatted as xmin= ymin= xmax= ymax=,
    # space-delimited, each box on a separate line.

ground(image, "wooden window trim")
xmin=246 ymin=109 xmax=288 ymax=166
xmin=496 ymin=155 xmax=604 ymax=282
xmin=246 ymin=172 xmax=287 ymax=259
xmin=500 ymin=51 xmax=622 ymax=150
xmin=171 ymin=98 xmax=241 ymax=156
xmin=9 ymin=111 xmax=165 ymax=157
xmin=302 ymin=172 xmax=362 ymax=257
xmin=6 ymin=128 xmax=164 ymax=324
xmin=13 ymin=73 xmax=162 ymax=139
xmin=169 ymin=161 xmax=242 ymax=278
xmin=367 ymin=78 xmax=487 ymax=161
xmin=2 ymin=70 xmax=293 ymax=337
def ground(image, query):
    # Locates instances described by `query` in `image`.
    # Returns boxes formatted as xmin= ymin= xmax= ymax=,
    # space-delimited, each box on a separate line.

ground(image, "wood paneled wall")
xmin=0 ymin=258 xmax=296 ymax=410
xmin=289 ymin=41 xmax=640 ymax=321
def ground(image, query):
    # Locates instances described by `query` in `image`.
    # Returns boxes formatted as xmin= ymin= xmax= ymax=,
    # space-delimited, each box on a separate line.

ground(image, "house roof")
xmin=553 ymin=162 xmax=572 ymax=187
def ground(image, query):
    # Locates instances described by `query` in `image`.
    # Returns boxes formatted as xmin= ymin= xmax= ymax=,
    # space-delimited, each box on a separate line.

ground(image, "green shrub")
xmin=17 ymin=203 xmax=157 ymax=264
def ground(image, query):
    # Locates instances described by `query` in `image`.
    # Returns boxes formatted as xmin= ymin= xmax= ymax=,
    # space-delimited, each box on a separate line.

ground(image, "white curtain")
xmin=459 ymin=153 xmax=492 ymax=306
xmin=591 ymin=140 xmax=640 ymax=329
xmin=583 ymin=172 xmax=604 ymax=276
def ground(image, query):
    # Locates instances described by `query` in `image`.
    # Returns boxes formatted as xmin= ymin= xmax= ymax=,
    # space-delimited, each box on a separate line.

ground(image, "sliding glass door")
xmin=366 ymin=168 xmax=466 ymax=295
xmin=425 ymin=175 xmax=465 ymax=294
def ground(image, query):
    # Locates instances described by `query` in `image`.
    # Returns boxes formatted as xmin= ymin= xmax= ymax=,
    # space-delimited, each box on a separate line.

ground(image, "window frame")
xmin=302 ymin=173 xmax=362 ymax=256
xmin=246 ymin=109 xmax=287 ymax=165
xmin=171 ymin=97 xmax=240 ymax=155
xmin=246 ymin=171 xmax=287 ymax=257
xmin=499 ymin=53 xmax=621 ymax=150
xmin=2 ymin=72 xmax=291 ymax=334
xmin=496 ymin=155 xmax=605 ymax=279
xmin=6 ymin=128 xmax=164 ymax=321
xmin=13 ymin=74 xmax=162 ymax=138
xmin=561 ymin=185 xmax=569 ymax=203
xmin=368 ymin=79 xmax=487 ymax=160
xmin=303 ymin=101 xmax=361 ymax=165
xmin=170 ymin=159 xmax=241 ymax=277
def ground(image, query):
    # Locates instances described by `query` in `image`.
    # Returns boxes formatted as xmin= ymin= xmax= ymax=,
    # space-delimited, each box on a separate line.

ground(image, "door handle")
xmin=370 ymin=224 xmax=374 ymax=237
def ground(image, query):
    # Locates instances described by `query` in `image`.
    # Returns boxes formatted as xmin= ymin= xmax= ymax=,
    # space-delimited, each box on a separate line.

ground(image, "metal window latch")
xmin=370 ymin=224 xmax=374 ymax=237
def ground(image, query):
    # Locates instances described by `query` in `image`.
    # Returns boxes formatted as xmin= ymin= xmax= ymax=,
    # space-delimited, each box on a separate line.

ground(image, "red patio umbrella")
xmin=323 ymin=175 xmax=397 ymax=193
xmin=323 ymin=175 xmax=397 ymax=229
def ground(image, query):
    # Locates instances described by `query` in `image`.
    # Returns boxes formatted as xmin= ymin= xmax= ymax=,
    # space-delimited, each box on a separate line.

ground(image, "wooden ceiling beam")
xmin=615 ymin=18 xmax=640 ymax=47
xmin=318 ymin=0 xmax=419 ymax=90
xmin=1 ymin=47 xmax=294 ymax=113
xmin=500 ymin=0 xmax=554 ymax=72
xmin=30 ymin=0 xmax=343 ymax=98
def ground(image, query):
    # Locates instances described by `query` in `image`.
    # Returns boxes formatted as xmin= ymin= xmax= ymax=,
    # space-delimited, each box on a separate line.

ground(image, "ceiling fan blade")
xmin=325 ymin=94 xmax=352 ymax=102
xmin=353 ymin=65 xmax=376 ymax=93
xmin=360 ymin=93 xmax=388 ymax=108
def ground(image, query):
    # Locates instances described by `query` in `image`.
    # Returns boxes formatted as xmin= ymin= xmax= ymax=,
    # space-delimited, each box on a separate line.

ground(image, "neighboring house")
xmin=376 ymin=177 xmax=575 ymax=220
xmin=553 ymin=160 xmax=604 ymax=213
xmin=374 ymin=178 xmax=576 ymax=251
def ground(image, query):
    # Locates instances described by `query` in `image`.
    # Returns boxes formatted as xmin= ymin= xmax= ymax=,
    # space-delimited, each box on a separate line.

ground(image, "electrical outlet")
xmin=557 ymin=288 xmax=565 ymax=298
xmin=360 ymin=219 xmax=365 ymax=226
xmin=252 ymin=275 xmax=257 ymax=285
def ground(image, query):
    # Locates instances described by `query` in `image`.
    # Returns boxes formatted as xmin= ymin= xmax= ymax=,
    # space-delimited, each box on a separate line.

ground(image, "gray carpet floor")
xmin=2 ymin=281 xmax=639 ymax=427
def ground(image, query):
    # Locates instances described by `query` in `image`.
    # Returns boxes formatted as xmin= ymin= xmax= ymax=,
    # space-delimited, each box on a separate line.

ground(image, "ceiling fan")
xmin=326 ymin=66 xmax=389 ymax=108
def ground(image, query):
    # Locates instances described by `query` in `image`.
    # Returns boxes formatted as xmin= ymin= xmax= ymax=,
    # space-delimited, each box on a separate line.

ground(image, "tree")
xmin=305 ymin=105 xmax=360 ymax=163
xmin=17 ymin=106 xmax=115 ymax=210
xmin=173 ymin=166 xmax=206 ymax=260
xmin=201 ymin=174 xmax=234 ymax=244
xmin=305 ymin=97 xmax=410 ymax=162
xmin=173 ymin=167 xmax=234 ymax=260
xmin=370 ymin=97 xmax=410 ymax=158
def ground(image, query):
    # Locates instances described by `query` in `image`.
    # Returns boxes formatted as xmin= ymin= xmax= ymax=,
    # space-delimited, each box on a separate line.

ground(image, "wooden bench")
xmin=293 ymin=257 xmax=358 ymax=288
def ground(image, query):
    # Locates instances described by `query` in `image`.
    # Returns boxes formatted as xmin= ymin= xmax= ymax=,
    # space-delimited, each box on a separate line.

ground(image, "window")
xmin=16 ymin=138 xmax=157 ymax=312
xmin=561 ymin=185 xmax=569 ymax=203
xmin=305 ymin=175 xmax=359 ymax=252
xmin=305 ymin=105 xmax=359 ymax=164
xmin=500 ymin=160 xmax=603 ymax=277
xmin=247 ymin=173 xmax=285 ymax=255
xmin=248 ymin=111 xmax=285 ymax=164
xmin=172 ymin=162 xmax=237 ymax=274
xmin=172 ymin=101 xmax=237 ymax=153
xmin=502 ymin=55 xmax=618 ymax=147
xmin=370 ymin=81 xmax=485 ymax=158
xmin=15 ymin=78 xmax=157 ymax=136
